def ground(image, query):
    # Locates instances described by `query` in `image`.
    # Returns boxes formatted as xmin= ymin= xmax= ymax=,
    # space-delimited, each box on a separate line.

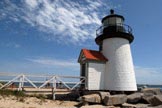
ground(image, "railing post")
xmin=22 ymin=74 xmax=25 ymax=91
xmin=52 ymin=76 xmax=56 ymax=100
xmin=18 ymin=75 xmax=23 ymax=91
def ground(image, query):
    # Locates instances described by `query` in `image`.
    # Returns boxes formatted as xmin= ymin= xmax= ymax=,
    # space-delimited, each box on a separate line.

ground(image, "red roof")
xmin=78 ymin=49 xmax=108 ymax=62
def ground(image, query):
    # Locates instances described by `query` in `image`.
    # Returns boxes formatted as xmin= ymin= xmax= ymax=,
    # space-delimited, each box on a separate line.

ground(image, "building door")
xmin=81 ymin=63 xmax=86 ymax=77
xmin=80 ymin=63 xmax=86 ymax=89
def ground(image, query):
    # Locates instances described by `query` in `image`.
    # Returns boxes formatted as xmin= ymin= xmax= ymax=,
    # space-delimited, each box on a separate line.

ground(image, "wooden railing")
xmin=0 ymin=73 xmax=86 ymax=100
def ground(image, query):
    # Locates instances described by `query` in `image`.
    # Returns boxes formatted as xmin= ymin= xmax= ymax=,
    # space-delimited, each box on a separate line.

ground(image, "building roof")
xmin=78 ymin=49 xmax=108 ymax=62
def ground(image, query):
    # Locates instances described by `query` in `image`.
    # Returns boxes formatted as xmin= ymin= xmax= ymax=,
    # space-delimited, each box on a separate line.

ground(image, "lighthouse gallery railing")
xmin=96 ymin=23 xmax=133 ymax=37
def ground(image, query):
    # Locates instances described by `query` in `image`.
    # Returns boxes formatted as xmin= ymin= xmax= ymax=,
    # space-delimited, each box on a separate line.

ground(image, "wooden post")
xmin=21 ymin=75 xmax=25 ymax=90
xmin=52 ymin=88 xmax=55 ymax=100
xmin=18 ymin=75 xmax=23 ymax=91
xmin=52 ymin=76 xmax=56 ymax=100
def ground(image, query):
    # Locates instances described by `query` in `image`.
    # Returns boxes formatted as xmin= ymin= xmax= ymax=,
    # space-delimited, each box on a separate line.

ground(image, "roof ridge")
xmin=79 ymin=49 xmax=108 ymax=62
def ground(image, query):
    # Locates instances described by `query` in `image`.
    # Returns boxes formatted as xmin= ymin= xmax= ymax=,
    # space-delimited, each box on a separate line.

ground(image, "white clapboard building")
xmin=78 ymin=10 xmax=137 ymax=91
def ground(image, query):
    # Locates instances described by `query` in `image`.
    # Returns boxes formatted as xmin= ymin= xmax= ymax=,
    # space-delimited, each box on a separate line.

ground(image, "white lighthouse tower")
xmin=95 ymin=10 xmax=137 ymax=91
xmin=78 ymin=9 xmax=137 ymax=91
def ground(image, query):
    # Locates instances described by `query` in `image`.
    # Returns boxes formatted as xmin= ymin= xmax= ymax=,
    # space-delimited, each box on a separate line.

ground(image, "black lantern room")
xmin=95 ymin=9 xmax=134 ymax=51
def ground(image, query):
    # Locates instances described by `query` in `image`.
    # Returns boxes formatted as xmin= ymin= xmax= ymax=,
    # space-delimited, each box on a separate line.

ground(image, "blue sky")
xmin=0 ymin=0 xmax=162 ymax=84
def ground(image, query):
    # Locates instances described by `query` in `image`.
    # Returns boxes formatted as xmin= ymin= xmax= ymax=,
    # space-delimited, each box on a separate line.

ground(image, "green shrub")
xmin=13 ymin=90 xmax=25 ymax=97
xmin=0 ymin=82 xmax=6 ymax=85
xmin=0 ymin=89 xmax=25 ymax=97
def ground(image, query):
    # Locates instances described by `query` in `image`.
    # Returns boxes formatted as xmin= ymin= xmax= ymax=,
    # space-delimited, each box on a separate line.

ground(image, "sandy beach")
xmin=0 ymin=87 xmax=108 ymax=108
xmin=0 ymin=95 xmax=79 ymax=108
xmin=0 ymin=95 xmax=107 ymax=108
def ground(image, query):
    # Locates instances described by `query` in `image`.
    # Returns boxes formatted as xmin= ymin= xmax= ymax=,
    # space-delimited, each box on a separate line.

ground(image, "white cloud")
xmin=135 ymin=66 xmax=162 ymax=85
xmin=0 ymin=0 xmax=114 ymax=43
xmin=25 ymin=0 xmax=38 ymax=9
xmin=26 ymin=58 xmax=78 ymax=67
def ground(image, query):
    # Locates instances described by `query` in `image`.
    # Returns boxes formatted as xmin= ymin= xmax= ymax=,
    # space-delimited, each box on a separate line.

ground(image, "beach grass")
xmin=0 ymin=89 xmax=25 ymax=97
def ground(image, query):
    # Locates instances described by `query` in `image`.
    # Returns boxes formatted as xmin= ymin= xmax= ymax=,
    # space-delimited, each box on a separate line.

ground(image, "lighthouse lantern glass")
xmin=116 ymin=17 xmax=123 ymax=26
xmin=103 ymin=17 xmax=124 ymax=27
xmin=108 ymin=17 xmax=116 ymax=25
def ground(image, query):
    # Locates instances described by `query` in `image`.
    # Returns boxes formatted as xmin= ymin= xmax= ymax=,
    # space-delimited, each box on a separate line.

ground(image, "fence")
xmin=0 ymin=73 xmax=86 ymax=100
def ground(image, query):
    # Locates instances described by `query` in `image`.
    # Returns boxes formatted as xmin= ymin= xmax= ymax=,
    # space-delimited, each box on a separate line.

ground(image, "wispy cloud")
xmin=0 ymin=58 xmax=79 ymax=76
xmin=26 ymin=58 xmax=78 ymax=67
xmin=0 ymin=42 xmax=21 ymax=48
xmin=0 ymin=0 xmax=115 ymax=43
xmin=135 ymin=66 xmax=162 ymax=84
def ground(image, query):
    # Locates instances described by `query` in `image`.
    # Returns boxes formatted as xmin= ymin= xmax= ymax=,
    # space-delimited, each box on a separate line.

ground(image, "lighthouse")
xmin=78 ymin=10 xmax=137 ymax=91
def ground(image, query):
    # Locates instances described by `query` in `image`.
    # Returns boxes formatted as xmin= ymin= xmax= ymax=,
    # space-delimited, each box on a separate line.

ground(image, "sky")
xmin=0 ymin=0 xmax=162 ymax=85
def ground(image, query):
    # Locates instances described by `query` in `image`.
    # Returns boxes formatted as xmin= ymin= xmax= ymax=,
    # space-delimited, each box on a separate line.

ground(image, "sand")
xmin=0 ymin=95 xmax=79 ymax=108
xmin=0 ymin=95 xmax=108 ymax=108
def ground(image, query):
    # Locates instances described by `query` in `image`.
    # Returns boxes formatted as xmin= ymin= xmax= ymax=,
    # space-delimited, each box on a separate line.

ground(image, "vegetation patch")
xmin=0 ymin=89 xmax=26 ymax=97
